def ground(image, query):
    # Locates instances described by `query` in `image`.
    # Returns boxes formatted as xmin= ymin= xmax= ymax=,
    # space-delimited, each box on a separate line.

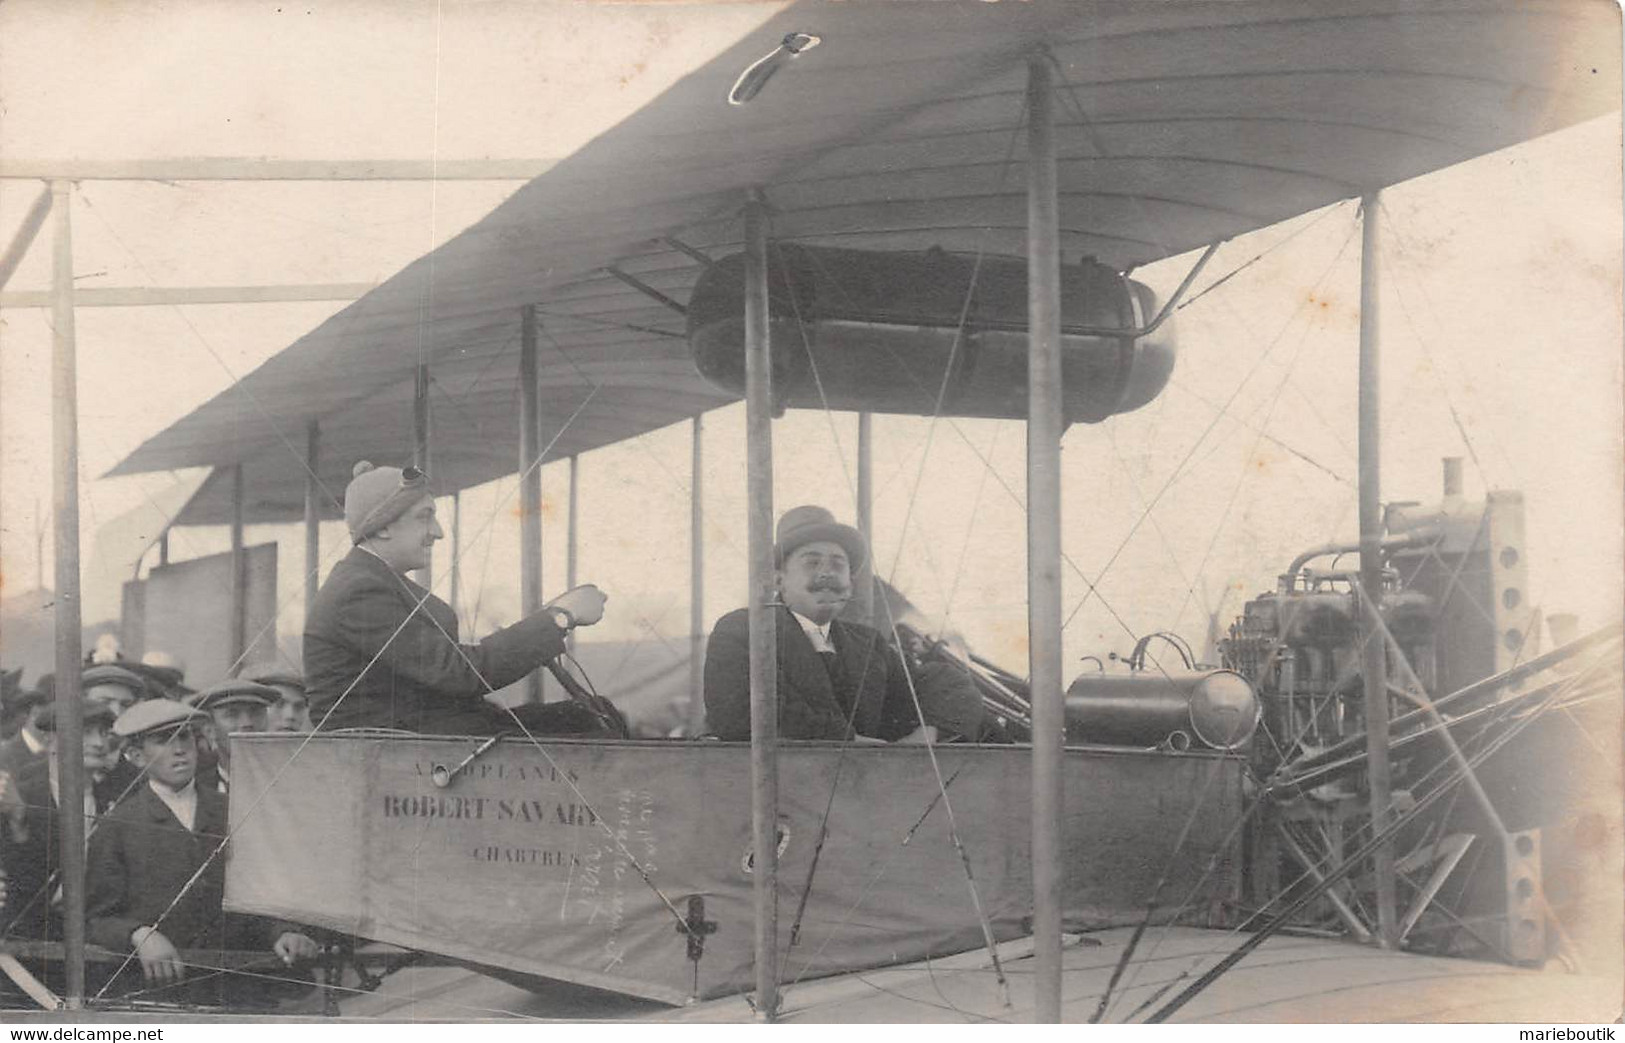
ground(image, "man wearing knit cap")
xmin=304 ymin=461 xmax=609 ymax=734
xmin=703 ymin=505 xmax=932 ymax=743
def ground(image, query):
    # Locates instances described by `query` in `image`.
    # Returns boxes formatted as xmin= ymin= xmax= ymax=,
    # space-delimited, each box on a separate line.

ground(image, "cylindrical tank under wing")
xmin=686 ymin=244 xmax=1176 ymax=423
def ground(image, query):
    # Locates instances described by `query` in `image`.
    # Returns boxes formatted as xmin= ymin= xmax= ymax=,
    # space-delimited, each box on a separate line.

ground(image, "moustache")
xmin=808 ymin=579 xmax=850 ymax=594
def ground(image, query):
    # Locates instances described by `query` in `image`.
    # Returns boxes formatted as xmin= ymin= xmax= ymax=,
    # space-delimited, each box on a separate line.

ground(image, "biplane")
xmin=0 ymin=0 xmax=1620 ymax=1024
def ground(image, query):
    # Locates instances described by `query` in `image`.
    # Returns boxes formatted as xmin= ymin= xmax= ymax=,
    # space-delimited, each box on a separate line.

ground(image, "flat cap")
xmin=187 ymin=679 xmax=279 ymax=712
xmin=112 ymin=698 xmax=209 ymax=740
xmin=81 ymin=664 xmax=148 ymax=696
xmin=247 ymin=671 xmax=306 ymax=693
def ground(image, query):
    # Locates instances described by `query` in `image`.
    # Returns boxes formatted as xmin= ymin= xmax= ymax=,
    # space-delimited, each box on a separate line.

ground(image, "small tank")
xmin=1064 ymin=669 xmax=1261 ymax=751
xmin=686 ymin=244 xmax=1176 ymax=423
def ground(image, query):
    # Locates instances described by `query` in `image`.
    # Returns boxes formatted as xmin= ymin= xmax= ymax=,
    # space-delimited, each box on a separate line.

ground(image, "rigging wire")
xmin=87 ymin=385 xmax=693 ymax=1000
xmin=1057 ymin=210 xmax=1363 ymax=636
xmin=765 ymin=92 xmax=1028 ymax=1006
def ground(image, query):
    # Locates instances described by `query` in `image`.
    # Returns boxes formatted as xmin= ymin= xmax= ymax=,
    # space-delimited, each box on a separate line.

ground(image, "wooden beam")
xmin=1 ymin=282 xmax=374 ymax=309
xmin=0 ymin=158 xmax=557 ymax=181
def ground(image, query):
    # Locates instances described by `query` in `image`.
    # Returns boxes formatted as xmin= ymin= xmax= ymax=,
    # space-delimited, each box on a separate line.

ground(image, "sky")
xmin=0 ymin=2 xmax=1620 ymax=692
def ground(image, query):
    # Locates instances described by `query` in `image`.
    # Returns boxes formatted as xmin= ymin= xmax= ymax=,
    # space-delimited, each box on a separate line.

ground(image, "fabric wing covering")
xmin=110 ymin=0 xmax=1620 ymax=524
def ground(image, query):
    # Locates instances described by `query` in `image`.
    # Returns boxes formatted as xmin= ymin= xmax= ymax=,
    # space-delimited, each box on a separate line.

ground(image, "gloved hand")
xmin=547 ymin=584 xmax=608 ymax=628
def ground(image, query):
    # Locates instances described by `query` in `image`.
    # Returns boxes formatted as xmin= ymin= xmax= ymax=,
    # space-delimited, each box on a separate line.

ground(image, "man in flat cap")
xmin=0 ymin=702 xmax=118 ymax=939
xmin=187 ymin=679 xmax=276 ymax=795
xmin=81 ymin=664 xmax=146 ymax=723
xmin=250 ymin=671 xmax=314 ymax=734
xmin=87 ymin=700 xmax=320 ymax=1002
xmin=304 ymin=461 xmax=612 ymax=734
xmin=704 ymin=506 xmax=932 ymax=743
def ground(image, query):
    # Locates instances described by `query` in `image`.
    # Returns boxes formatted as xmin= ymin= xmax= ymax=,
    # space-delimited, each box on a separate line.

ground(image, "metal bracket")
xmin=678 ymin=894 xmax=718 ymax=963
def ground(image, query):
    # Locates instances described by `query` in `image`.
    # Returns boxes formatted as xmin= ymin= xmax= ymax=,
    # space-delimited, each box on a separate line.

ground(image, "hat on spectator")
xmin=81 ymin=664 xmax=148 ymax=700
xmin=112 ymin=698 xmax=209 ymax=741
xmin=248 ymin=671 xmax=306 ymax=693
xmin=37 ymin=702 xmax=117 ymax=733
xmin=187 ymin=679 xmax=279 ymax=713
xmin=345 ymin=460 xmax=430 ymax=543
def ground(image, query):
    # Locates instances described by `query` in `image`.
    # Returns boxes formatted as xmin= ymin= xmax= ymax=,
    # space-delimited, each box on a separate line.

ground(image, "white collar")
xmin=790 ymin=610 xmax=836 ymax=653
xmin=20 ymin=727 xmax=46 ymax=755
xmin=148 ymin=778 xmax=199 ymax=831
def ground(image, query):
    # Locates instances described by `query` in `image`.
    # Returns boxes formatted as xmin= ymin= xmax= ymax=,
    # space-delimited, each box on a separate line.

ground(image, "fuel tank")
xmin=1065 ymin=669 xmax=1261 ymax=751
xmin=686 ymin=244 xmax=1176 ymax=423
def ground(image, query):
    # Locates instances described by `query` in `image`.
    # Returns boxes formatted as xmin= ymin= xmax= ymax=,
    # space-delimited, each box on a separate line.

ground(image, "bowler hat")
xmin=774 ymin=505 xmax=866 ymax=571
xmin=113 ymin=699 xmax=208 ymax=741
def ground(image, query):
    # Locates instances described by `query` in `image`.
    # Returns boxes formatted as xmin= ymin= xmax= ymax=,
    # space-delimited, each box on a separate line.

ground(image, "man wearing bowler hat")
xmin=304 ymin=461 xmax=613 ymax=734
xmin=704 ymin=505 xmax=933 ymax=743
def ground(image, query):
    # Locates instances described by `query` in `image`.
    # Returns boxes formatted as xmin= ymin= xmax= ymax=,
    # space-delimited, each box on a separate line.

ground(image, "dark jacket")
xmin=703 ymin=605 xmax=922 ymax=741
xmin=2 ymin=758 xmax=130 ymax=939
xmin=303 ymin=547 xmax=570 ymax=733
xmin=0 ymin=731 xmax=46 ymax=787
xmin=85 ymin=782 xmax=256 ymax=953
xmin=1 ymin=760 xmax=70 ymax=938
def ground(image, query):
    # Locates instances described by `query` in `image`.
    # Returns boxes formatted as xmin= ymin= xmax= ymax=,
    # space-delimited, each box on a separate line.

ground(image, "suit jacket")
xmin=0 ymin=731 xmax=46 ymax=787
xmin=1 ymin=758 xmax=128 ymax=939
xmin=1 ymin=759 xmax=70 ymax=938
xmin=304 ymin=547 xmax=569 ymax=732
xmin=704 ymin=606 xmax=922 ymax=741
xmin=85 ymin=781 xmax=268 ymax=953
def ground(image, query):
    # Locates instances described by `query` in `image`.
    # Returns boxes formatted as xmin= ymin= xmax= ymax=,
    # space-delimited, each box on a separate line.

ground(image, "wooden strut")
xmin=1026 ymin=54 xmax=1067 ymax=1025
xmin=519 ymin=305 xmax=545 ymax=703
xmin=1356 ymin=189 xmax=1399 ymax=948
xmin=742 ymin=188 xmax=781 ymax=1021
xmin=50 ymin=178 xmax=89 ymax=1009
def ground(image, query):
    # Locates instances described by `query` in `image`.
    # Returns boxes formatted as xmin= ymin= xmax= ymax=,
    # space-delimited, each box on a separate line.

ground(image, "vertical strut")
xmin=230 ymin=462 xmax=247 ymax=669
xmin=412 ymin=363 xmax=433 ymax=588
xmin=49 ymin=179 xmax=87 ymax=1007
xmin=851 ymin=411 xmax=875 ymax=625
xmin=520 ymin=305 xmax=544 ymax=703
xmin=304 ymin=420 xmax=321 ymax=623
xmin=690 ymin=414 xmax=707 ymax=736
xmin=1026 ymin=55 xmax=1066 ymax=1023
xmin=1357 ymin=189 xmax=1399 ymax=948
xmin=743 ymin=189 xmax=781 ymax=1019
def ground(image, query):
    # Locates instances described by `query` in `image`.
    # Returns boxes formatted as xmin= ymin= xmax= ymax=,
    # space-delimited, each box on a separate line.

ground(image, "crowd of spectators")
xmin=0 ymin=646 xmax=321 ymax=1011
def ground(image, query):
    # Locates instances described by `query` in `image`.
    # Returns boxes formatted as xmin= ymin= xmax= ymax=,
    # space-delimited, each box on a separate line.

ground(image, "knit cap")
xmin=344 ymin=461 xmax=429 ymax=543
